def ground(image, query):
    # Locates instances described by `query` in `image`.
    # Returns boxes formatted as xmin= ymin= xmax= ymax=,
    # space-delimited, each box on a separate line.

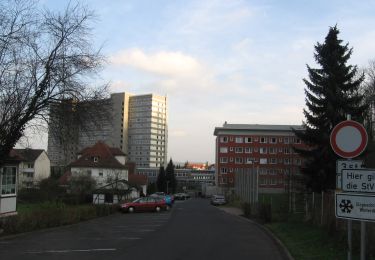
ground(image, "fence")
xmin=234 ymin=168 xmax=258 ymax=204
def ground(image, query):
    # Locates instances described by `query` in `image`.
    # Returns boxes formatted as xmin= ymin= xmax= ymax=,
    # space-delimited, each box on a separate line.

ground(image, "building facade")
xmin=135 ymin=167 xmax=215 ymax=191
xmin=48 ymin=92 xmax=168 ymax=168
xmin=214 ymin=123 xmax=306 ymax=193
xmin=127 ymin=94 xmax=168 ymax=168
xmin=12 ymin=149 xmax=51 ymax=189
xmin=69 ymin=141 xmax=128 ymax=188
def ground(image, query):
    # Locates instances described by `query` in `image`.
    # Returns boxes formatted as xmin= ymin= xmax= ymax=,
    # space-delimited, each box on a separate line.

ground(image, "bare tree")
xmin=0 ymin=0 xmax=107 ymax=164
xmin=361 ymin=60 xmax=375 ymax=140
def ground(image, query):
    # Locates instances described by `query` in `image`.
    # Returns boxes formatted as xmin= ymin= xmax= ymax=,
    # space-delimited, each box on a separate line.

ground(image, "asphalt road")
xmin=0 ymin=199 xmax=287 ymax=260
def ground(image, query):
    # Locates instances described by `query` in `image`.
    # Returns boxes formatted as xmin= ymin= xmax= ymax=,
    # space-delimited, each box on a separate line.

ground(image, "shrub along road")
xmin=0 ymin=199 xmax=288 ymax=260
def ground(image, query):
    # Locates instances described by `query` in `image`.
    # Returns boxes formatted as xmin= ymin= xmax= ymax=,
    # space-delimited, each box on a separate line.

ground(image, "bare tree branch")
xmin=0 ymin=0 xmax=108 ymax=164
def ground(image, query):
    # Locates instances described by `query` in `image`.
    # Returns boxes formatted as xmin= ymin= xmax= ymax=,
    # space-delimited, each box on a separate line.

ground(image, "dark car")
xmin=120 ymin=197 xmax=167 ymax=213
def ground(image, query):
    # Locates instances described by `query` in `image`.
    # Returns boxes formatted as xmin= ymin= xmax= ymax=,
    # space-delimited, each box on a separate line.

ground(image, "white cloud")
xmin=110 ymin=49 xmax=205 ymax=78
xmin=109 ymin=48 xmax=217 ymax=94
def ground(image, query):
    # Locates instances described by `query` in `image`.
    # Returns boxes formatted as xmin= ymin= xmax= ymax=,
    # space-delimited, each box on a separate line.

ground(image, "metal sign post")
xmin=331 ymin=117 xmax=368 ymax=260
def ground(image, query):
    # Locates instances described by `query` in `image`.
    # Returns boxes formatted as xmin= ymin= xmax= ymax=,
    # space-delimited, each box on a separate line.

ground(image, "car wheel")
xmin=128 ymin=207 xmax=135 ymax=213
xmin=155 ymin=206 xmax=161 ymax=212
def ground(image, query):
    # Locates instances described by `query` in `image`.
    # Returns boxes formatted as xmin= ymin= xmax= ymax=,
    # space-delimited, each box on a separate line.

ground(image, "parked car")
xmin=174 ymin=193 xmax=190 ymax=200
xmin=120 ymin=197 xmax=167 ymax=213
xmin=150 ymin=193 xmax=174 ymax=208
xmin=211 ymin=195 xmax=226 ymax=206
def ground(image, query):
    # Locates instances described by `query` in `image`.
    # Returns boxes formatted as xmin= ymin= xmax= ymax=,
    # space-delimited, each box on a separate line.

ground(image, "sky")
xmin=24 ymin=0 xmax=375 ymax=163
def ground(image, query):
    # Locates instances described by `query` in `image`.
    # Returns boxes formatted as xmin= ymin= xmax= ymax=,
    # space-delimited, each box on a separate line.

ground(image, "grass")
xmin=266 ymin=221 xmax=354 ymax=260
xmin=1 ymin=202 xmax=118 ymax=236
xmin=17 ymin=201 xmax=89 ymax=214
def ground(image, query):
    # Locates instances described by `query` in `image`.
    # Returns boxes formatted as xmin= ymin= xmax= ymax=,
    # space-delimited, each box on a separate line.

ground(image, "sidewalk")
xmin=217 ymin=206 xmax=294 ymax=260
xmin=218 ymin=206 xmax=244 ymax=216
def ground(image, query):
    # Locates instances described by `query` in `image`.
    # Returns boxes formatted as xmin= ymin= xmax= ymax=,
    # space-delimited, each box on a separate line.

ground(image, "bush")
xmin=258 ymin=203 xmax=272 ymax=223
xmin=242 ymin=202 xmax=251 ymax=217
xmin=0 ymin=203 xmax=117 ymax=236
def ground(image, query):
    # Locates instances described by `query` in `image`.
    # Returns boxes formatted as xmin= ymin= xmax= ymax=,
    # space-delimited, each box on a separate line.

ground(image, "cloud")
xmin=110 ymin=49 xmax=205 ymax=78
xmin=108 ymin=48 xmax=216 ymax=94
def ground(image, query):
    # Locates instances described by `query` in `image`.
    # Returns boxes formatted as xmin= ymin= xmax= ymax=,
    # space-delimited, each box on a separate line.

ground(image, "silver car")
xmin=211 ymin=195 xmax=226 ymax=206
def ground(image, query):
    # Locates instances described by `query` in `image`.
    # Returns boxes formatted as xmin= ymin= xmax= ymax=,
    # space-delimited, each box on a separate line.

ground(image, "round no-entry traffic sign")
xmin=330 ymin=120 xmax=367 ymax=158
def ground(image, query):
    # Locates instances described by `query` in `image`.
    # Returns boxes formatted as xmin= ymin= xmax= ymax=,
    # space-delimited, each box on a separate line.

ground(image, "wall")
xmin=71 ymin=167 xmax=128 ymax=187
xmin=34 ymin=152 xmax=51 ymax=182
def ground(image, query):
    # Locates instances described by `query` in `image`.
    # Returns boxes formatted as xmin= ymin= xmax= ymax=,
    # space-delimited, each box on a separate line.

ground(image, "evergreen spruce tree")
xmin=295 ymin=26 xmax=366 ymax=191
xmin=156 ymin=166 xmax=166 ymax=192
xmin=166 ymin=159 xmax=177 ymax=194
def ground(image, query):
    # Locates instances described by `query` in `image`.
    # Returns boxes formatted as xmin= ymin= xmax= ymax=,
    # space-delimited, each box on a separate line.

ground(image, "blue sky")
xmin=30 ymin=0 xmax=375 ymax=163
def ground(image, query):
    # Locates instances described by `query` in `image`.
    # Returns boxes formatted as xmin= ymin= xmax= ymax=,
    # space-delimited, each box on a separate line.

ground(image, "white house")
xmin=12 ymin=149 xmax=51 ymax=189
xmin=69 ymin=141 xmax=128 ymax=188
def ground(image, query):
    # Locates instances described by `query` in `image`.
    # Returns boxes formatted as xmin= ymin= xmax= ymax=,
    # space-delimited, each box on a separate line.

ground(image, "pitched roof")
xmin=12 ymin=149 xmax=45 ymax=162
xmin=128 ymin=174 xmax=148 ymax=186
xmin=77 ymin=146 xmax=126 ymax=156
xmin=69 ymin=141 xmax=126 ymax=169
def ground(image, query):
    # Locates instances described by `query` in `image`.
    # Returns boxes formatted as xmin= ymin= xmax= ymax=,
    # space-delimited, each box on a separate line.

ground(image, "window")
xmin=246 ymin=158 xmax=255 ymax=164
xmin=270 ymin=158 xmax=277 ymax=164
xmin=260 ymin=147 xmax=267 ymax=154
xmin=229 ymin=147 xmax=234 ymax=152
xmin=93 ymin=156 xmax=99 ymax=163
xmin=259 ymin=158 xmax=267 ymax=164
xmin=295 ymin=159 xmax=302 ymax=165
xmin=229 ymin=157 xmax=234 ymax=162
xmin=284 ymin=158 xmax=291 ymax=165
xmin=235 ymin=158 xmax=243 ymax=164
xmin=270 ymin=137 xmax=277 ymax=144
xmin=269 ymin=147 xmax=276 ymax=154
xmin=235 ymin=137 xmax=243 ymax=143
xmin=221 ymin=167 xmax=228 ymax=174
xmin=279 ymin=138 xmax=283 ymax=143
xmin=220 ymin=136 xmax=228 ymax=143
xmin=220 ymin=157 xmax=228 ymax=163
xmin=26 ymin=163 xmax=34 ymax=168
xmin=23 ymin=172 xmax=34 ymax=178
xmin=219 ymin=147 xmax=228 ymax=153
xmin=260 ymin=137 xmax=267 ymax=143
xmin=245 ymin=137 xmax=252 ymax=143
xmin=99 ymin=172 xmax=103 ymax=177
xmin=294 ymin=138 xmax=301 ymax=144
xmin=245 ymin=147 xmax=253 ymax=153
xmin=230 ymin=137 xmax=234 ymax=141
xmin=284 ymin=137 xmax=289 ymax=144
xmin=1 ymin=166 xmax=16 ymax=195
xmin=235 ymin=147 xmax=243 ymax=153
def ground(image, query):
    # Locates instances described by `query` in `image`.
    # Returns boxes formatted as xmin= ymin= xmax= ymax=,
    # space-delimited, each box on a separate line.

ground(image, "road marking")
xmin=115 ymin=224 xmax=161 ymax=228
xmin=26 ymin=248 xmax=117 ymax=254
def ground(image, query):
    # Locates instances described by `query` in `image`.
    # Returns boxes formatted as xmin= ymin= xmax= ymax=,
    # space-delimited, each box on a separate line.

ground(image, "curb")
xmin=218 ymin=207 xmax=294 ymax=260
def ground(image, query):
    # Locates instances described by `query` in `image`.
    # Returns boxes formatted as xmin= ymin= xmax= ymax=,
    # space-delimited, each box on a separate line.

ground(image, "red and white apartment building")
xmin=214 ymin=123 xmax=307 ymax=193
